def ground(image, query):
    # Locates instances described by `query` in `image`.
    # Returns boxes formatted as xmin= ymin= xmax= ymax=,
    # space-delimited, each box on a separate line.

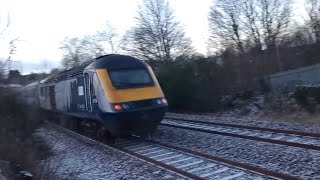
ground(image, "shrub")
xmin=259 ymin=77 xmax=271 ymax=94
xmin=156 ymin=58 xmax=225 ymax=112
xmin=0 ymin=91 xmax=42 ymax=142
xmin=157 ymin=63 xmax=195 ymax=111
xmin=0 ymin=89 xmax=48 ymax=178
xmin=294 ymin=85 xmax=320 ymax=113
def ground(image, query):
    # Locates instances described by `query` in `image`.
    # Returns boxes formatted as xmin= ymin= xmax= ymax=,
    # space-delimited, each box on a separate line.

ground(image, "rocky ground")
xmin=166 ymin=112 xmax=320 ymax=133
xmin=34 ymin=126 xmax=186 ymax=180
xmin=3 ymin=112 xmax=320 ymax=179
xmin=153 ymin=124 xmax=320 ymax=179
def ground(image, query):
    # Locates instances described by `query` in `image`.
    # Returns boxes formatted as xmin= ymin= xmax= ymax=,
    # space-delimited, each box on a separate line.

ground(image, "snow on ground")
xmin=34 ymin=126 xmax=186 ymax=180
xmin=166 ymin=111 xmax=320 ymax=133
xmin=153 ymin=125 xmax=320 ymax=179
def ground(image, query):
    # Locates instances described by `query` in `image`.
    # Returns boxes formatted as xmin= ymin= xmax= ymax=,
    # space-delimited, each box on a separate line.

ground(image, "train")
xmin=19 ymin=54 xmax=168 ymax=141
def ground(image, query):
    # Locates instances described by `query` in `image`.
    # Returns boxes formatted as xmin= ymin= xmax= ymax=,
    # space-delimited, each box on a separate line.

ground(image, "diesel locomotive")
xmin=20 ymin=54 xmax=168 ymax=139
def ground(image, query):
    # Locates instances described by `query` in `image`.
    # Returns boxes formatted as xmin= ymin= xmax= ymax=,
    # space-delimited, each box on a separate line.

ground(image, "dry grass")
xmin=255 ymin=111 xmax=320 ymax=126
xmin=194 ymin=94 xmax=320 ymax=126
xmin=256 ymin=94 xmax=320 ymax=125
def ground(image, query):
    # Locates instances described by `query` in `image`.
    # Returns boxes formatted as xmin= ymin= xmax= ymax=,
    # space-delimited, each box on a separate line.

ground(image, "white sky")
xmin=0 ymin=0 xmax=308 ymax=74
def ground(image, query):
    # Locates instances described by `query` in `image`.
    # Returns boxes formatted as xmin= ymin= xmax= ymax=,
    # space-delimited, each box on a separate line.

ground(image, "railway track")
xmin=49 ymin=122 xmax=300 ymax=180
xmin=162 ymin=118 xmax=320 ymax=151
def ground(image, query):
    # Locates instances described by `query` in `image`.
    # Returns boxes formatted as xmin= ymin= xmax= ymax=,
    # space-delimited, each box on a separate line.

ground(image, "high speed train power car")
xmin=20 ymin=54 xmax=168 ymax=140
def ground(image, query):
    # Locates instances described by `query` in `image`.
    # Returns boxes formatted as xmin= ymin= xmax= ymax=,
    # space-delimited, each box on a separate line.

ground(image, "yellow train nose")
xmin=95 ymin=67 xmax=164 ymax=103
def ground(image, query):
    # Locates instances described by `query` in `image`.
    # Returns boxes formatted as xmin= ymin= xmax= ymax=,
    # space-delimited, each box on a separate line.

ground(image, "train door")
xmin=49 ymin=86 xmax=56 ymax=110
xmin=84 ymin=73 xmax=92 ymax=111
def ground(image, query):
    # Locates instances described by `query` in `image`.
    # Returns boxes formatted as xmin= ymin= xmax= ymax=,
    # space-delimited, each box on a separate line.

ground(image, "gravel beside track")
xmin=166 ymin=113 xmax=320 ymax=133
xmin=34 ymin=125 xmax=186 ymax=180
xmin=116 ymin=139 xmax=274 ymax=180
xmin=153 ymin=125 xmax=320 ymax=179
xmin=162 ymin=118 xmax=320 ymax=151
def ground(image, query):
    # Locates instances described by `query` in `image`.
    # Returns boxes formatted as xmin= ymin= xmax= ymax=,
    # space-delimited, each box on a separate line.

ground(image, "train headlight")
xmin=162 ymin=98 xmax=167 ymax=104
xmin=113 ymin=104 xmax=122 ymax=110
xmin=156 ymin=99 xmax=162 ymax=104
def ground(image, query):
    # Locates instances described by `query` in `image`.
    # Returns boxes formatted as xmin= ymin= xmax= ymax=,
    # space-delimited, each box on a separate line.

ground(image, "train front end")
xmin=89 ymin=55 xmax=168 ymax=136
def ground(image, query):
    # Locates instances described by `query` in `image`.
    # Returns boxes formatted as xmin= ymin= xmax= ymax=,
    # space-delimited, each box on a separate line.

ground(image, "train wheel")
xmin=67 ymin=117 xmax=78 ymax=131
xmin=81 ymin=119 xmax=96 ymax=137
xmin=97 ymin=127 xmax=115 ymax=144
xmin=139 ymin=131 xmax=153 ymax=139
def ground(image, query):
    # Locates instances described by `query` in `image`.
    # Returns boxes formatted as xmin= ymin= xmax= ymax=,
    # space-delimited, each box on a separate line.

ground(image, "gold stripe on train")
xmin=95 ymin=67 xmax=164 ymax=103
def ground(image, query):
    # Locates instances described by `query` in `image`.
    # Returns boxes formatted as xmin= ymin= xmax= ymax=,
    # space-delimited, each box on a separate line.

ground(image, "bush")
xmin=156 ymin=58 xmax=225 ymax=112
xmin=294 ymin=85 xmax=320 ymax=113
xmin=259 ymin=77 xmax=271 ymax=94
xmin=157 ymin=63 xmax=195 ymax=111
xmin=0 ymin=92 xmax=42 ymax=142
xmin=0 ymin=89 xmax=48 ymax=178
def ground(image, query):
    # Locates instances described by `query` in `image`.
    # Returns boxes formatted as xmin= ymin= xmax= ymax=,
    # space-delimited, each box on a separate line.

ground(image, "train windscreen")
xmin=108 ymin=69 xmax=154 ymax=88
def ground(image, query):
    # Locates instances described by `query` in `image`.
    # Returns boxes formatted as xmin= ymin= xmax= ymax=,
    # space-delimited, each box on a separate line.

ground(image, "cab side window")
xmin=84 ymin=73 xmax=90 ymax=97
xmin=90 ymin=75 xmax=95 ymax=96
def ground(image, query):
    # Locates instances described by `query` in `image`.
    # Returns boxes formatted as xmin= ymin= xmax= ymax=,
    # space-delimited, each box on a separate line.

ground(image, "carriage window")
xmin=78 ymin=86 xmax=84 ymax=96
xmin=108 ymin=69 xmax=153 ymax=88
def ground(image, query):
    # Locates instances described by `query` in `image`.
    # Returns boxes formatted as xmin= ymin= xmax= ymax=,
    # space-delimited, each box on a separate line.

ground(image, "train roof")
xmin=42 ymin=54 xmax=147 ymax=84
xmin=87 ymin=54 xmax=147 ymax=70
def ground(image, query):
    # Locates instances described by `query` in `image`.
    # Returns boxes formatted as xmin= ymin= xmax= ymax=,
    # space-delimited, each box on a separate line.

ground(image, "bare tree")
xmin=208 ymin=0 xmax=292 ymax=53
xmin=305 ymin=0 xmax=320 ymax=43
xmin=97 ymin=22 xmax=119 ymax=53
xmin=0 ymin=12 xmax=10 ymax=37
xmin=0 ymin=14 xmax=10 ymax=76
xmin=208 ymin=0 xmax=245 ymax=54
xmin=81 ymin=35 xmax=105 ymax=57
xmin=60 ymin=22 xmax=122 ymax=68
xmin=282 ymin=23 xmax=314 ymax=46
xmin=0 ymin=12 xmax=12 ymax=78
xmin=60 ymin=37 xmax=85 ymax=68
xmin=6 ymin=37 xmax=19 ymax=70
xmin=242 ymin=0 xmax=263 ymax=50
xmin=122 ymin=0 xmax=194 ymax=64
xmin=258 ymin=0 xmax=292 ymax=48
xmin=60 ymin=36 xmax=106 ymax=68
xmin=0 ymin=61 xmax=5 ymax=81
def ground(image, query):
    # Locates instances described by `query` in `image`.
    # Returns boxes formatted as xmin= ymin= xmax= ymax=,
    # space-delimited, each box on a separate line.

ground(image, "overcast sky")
xmin=0 ymin=0 xmax=307 ymax=74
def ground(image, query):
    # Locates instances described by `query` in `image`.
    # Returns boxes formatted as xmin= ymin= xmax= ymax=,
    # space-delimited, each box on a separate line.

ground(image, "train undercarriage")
xmin=42 ymin=109 xmax=165 ymax=144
